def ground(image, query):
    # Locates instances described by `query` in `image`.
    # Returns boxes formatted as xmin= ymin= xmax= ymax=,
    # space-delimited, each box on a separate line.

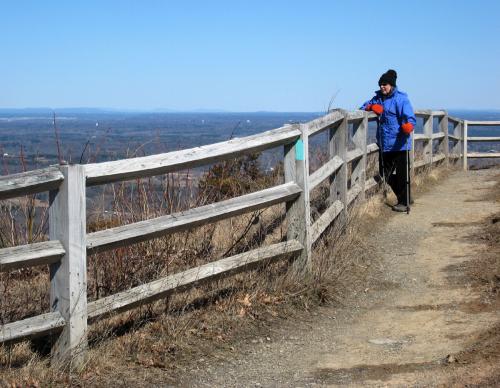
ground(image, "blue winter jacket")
xmin=360 ymin=87 xmax=416 ymax=152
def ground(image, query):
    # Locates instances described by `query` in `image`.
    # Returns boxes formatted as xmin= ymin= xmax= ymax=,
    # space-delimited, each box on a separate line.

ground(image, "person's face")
xmin=379 ymin=83 xmax=392 ymax=95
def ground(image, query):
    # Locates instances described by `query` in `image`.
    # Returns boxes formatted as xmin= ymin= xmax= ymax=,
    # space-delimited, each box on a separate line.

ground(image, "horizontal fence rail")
xmin=467 ymin=152 xmax=500 ymax=158
xmin=467 ymin=120 xmax=500 ymax=126
xmin=88 ymin=240 xmax=303 ymax=321
xmin=309 ymin=156 xmax=343 ymax=190
xmin=85 ymin=125 xmax=301 ymax=186
xmin=307 ymin=110 xmax=345 ymax=136
xmin=462 ymin=120 xmax=500 ymax=168
xmin=468 ymin=136 xmax=500 ymax=142
xmin=0 ymin=108 xmax=498 ymax=370
xmin=0 ymin=166 xmax=64 ymax=201
xmin=0 ymin=312 xmax=66 ymax=345
xmin=0 ymin=240 xmax=65 ymax=272
xmin=87 ymin=182 xmax=301 ymax=254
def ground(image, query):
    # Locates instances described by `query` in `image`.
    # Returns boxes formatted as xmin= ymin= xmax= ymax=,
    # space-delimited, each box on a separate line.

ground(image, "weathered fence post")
xmin=350 ymin=113 xmax=368 ymax=200
xmin=423 ymin=112 xmax=434 ymax=166
xmin=440 ymin=112 xmax=449 ymax=165
xmin=49 ymin=164 xmax=88 ymax=370
xmin=329 ymin=111 xmax=348 ymax=218
xmin=455 ymin=120 xmax=463 ymax=164
xmin=284 ymin=124 xmax=311 ymax=275
xmin=448 ymin=118 xmax=462 ymax=165
xmin=462 ymin=120 xmax=468 ymax=171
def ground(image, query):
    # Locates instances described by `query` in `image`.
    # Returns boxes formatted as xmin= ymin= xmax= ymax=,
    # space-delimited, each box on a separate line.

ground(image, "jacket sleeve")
xmin=399 ymin=96 xmax=416 ymax=126
xmin=360 ymin=95 xmax=378 ymax=110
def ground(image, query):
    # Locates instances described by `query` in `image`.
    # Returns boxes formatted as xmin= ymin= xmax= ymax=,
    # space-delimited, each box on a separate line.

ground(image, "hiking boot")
xmin=392 ymin=203 xmax=408 ymax=212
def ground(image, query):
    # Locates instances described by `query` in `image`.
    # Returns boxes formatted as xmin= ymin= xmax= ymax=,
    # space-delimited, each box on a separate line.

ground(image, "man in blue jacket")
xmin=361 ymin=69 xmax=416 ymax=212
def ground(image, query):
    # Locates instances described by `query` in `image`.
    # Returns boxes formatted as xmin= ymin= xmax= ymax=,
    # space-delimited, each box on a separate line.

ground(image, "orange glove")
xmin=364 ymin=104 xmax=372 ymax=111
xmin=401 ymin=122 xmax=414 ymax=134
xmin=370 ymin=104 xmax=384 ymax=115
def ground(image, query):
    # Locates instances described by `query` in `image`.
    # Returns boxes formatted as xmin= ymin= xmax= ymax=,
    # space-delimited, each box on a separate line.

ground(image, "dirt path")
xmin=179 ymin=168 xmax=500 ymax=387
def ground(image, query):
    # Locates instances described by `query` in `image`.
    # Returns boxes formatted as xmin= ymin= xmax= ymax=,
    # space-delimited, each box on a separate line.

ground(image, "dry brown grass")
xmin=0 ymin=151 xmax=454 ymax=386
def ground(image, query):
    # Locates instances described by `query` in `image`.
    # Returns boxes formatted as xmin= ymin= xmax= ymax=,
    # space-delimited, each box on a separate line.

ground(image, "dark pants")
xmin=379 ymin=151 xmax=410 ymax=206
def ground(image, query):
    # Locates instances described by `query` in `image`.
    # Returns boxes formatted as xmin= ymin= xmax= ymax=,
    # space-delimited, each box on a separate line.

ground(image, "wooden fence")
xmin=0 ymin=108 xmax=499 ymax=369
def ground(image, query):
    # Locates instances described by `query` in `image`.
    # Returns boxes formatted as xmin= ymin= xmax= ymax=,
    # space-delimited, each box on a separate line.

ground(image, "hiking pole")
xmin=406 ymin=144 xmax=411 ymax=215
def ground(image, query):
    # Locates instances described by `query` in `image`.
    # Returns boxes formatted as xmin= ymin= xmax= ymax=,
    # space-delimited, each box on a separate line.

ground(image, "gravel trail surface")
xmin=179 ymin=168 xmax=500 ymax=387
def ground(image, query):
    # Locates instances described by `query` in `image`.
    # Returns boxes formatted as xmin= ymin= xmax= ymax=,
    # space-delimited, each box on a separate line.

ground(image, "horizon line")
xmin=1 ymin=107 xmax=500 ymax=114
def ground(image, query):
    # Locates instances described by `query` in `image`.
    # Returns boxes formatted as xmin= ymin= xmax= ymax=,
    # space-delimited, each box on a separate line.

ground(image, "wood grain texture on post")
xmin=49 ymin=164 xmax=88 ymax=370
xmin=329 ymin=111 xmax=348 ymax=219
xmin=463 ymin=120 xmax=468 ymax=171
xmin=284 ymin=124 xmax=311 ymax=275
xmin=350 ymin=112 xmax=368 ymax=201
xmin=423 ymin=112 xmax=434 ymax=167
xmin=441 ymin=113 xmax=449 ymax=164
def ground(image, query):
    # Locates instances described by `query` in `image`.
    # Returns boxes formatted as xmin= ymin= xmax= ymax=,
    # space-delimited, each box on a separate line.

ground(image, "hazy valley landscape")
xmin=1 ymin=109 xmax=499 ymax=174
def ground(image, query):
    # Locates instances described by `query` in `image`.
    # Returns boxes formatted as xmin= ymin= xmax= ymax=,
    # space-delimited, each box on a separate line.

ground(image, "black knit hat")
xmin=378 ymin=69 xmax=397 ymax=86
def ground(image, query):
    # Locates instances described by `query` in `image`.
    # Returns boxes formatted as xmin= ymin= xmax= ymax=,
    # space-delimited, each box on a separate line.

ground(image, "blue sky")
xmin=1 ymin=1 xmax=499 ymax=111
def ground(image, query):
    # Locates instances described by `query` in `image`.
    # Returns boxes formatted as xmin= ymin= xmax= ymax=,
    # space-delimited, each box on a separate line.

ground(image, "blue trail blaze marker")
xmin=295 ymin=139 xmax=304 ymax=161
